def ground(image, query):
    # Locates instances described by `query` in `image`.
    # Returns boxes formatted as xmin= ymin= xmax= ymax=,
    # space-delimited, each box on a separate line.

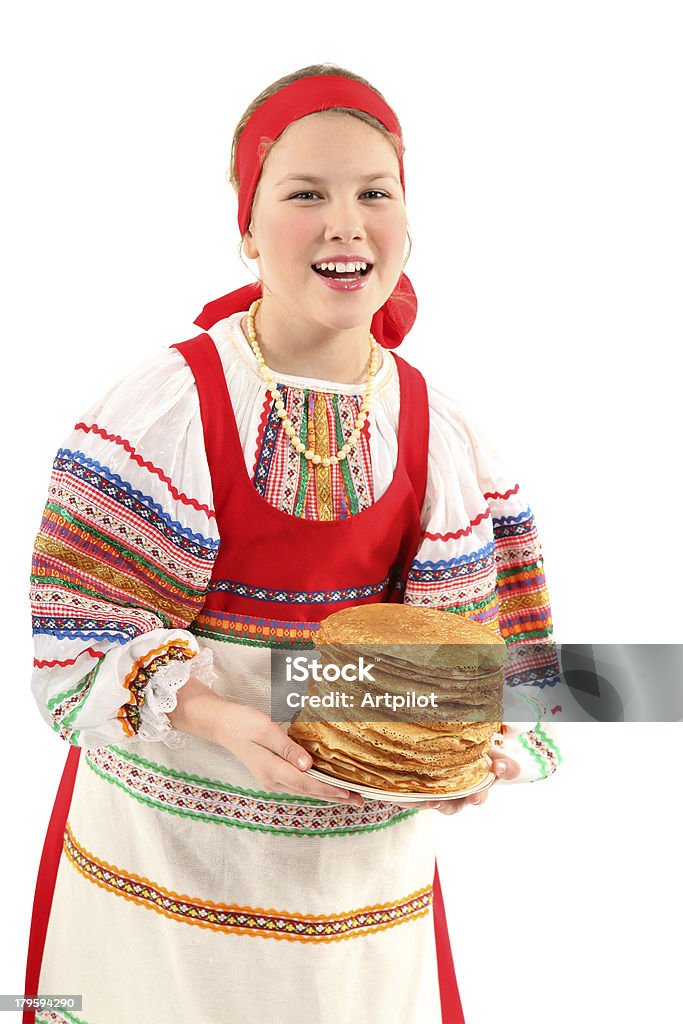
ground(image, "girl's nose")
xmin=324 ymin=223 xmax=366 ymax=243
xmin=323 ymin=202 xmax=367 ymax=241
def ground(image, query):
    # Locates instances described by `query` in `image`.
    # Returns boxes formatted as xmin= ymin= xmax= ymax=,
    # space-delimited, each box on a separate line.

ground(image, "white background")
xmin=2 ymin=2 xmax=681 ymax=1022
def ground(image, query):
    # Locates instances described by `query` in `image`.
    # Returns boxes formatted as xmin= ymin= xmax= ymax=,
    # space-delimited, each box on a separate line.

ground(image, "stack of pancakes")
xmin=287 ymin=604 xmax=506 ymax=795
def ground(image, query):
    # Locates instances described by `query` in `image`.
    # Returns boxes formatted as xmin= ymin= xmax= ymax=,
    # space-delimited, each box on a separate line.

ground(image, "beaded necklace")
xmin=245 ymin=297 xmax=378 ymax=468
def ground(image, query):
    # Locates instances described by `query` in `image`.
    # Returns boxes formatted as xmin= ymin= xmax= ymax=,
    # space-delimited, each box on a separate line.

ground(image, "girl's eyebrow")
xmin=275 ymin=172 xmax=400 ymax=186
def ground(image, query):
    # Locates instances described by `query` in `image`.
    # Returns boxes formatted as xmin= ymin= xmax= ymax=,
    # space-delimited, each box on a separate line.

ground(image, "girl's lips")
xmin=311 ymin=265 xmax=373 ymax=292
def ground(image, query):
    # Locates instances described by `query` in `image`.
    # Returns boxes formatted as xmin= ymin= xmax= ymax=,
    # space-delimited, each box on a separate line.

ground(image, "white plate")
xmin=304 ymin=757 xmax=496 ymax=804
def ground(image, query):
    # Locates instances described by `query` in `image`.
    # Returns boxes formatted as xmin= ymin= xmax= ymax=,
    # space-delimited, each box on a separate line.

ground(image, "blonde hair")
xmin=228 ymin=63 xmax=412 ymax=277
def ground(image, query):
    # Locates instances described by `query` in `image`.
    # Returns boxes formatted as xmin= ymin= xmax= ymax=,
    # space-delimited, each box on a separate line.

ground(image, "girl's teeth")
xmin=315 ymin=261 xmax=368 ymax=272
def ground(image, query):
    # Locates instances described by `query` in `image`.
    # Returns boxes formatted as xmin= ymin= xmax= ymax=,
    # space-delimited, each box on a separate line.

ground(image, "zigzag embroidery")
xmin=34 ymin=647 xmax=105 ymax=669
xmin=73 ymin=424 xmax=217 ymax=521
xmin=483 ymin=483 xmax=520 ymax=501
xmin=31 ymin=627 xmax=138 ymax=644
xmin=492 ymin=506 xmax=533 ymax=525
xmin=63 ymin=821 xmax=431 ymax=943
xmin=422 ymin=507 xmax=490 ymax=542
xmin=253 ymin=386 xmax=275 ymax=479
xmin=410 ymin=540 xmax=495 ymax=570
xmin=254 ymin=387 xmax=287 ymax=498
xmin=209 ymin=574 xmax=391 ymax=604
xmin=57 ymin=449 xmax=220 ymax=548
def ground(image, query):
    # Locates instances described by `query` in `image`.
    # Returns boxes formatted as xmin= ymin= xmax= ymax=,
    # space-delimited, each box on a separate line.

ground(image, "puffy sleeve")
xmin=29 ymin=344 xmax=220 ymax=750
xmin=403 ymin=379 xmax=563 ymax=784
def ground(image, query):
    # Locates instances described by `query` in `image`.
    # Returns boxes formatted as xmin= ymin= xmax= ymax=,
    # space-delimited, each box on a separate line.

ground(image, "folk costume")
xmin=25 ymin=75 xmax=562 ymax=1024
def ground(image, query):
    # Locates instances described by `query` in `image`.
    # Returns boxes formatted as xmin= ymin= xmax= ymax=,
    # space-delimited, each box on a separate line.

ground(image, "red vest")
xmin=173 ymin=331 xmax=428 ymax=616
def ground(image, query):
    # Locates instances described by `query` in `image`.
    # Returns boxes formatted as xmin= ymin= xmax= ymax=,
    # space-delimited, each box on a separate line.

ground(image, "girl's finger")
xmin=266 ymin=724 xmax=317 ymax=773
xmin=254 ymin=747 xmax=363 ymax=804
xmin=435 ymin=800 xmax=465 ymax=815
xmin=490 ymin=753 xmax=521 ymax=781
xmin=467 ymin=789 xmax=489 ymax=807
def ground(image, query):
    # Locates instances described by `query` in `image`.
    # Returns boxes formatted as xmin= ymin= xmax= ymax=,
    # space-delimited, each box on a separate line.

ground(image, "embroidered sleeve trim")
xmin=75 ymin=422 xmax=216 ymax=519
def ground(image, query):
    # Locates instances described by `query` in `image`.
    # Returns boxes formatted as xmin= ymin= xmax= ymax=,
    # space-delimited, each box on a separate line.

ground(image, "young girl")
xmin=25 ymin=64 xmax=562 ymax=1024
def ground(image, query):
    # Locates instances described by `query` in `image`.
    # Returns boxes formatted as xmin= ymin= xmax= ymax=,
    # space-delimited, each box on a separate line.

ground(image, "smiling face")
xmin=242 ymin=111 xmax=408 ymax=336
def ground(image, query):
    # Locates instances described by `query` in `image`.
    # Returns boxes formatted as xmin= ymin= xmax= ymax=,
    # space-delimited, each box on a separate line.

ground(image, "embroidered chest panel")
xmin=252 ymin=386 xmax=374 ymax=521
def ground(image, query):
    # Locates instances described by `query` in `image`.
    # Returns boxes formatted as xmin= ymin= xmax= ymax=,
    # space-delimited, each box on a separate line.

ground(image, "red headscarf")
xmin=194 ymin=74 xmax=417 ymax=349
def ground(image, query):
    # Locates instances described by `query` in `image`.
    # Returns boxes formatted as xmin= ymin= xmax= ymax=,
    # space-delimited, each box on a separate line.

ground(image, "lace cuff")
xmin=137 ymin=646 xmax=217 ymax=748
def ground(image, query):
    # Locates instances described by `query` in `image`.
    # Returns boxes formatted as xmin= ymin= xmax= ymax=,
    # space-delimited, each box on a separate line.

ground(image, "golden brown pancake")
xmin=319 ymin=644 xmax=505 ymax=684
xmin=289 ymin=718 xmax=488 ymax=770
xmin=316 ymin=604 xmax=506 ymax=670
xmin=310 ymin=749 xmax=493 ymax=794
xmin=287 ymin=605 xmax=505 ymax=795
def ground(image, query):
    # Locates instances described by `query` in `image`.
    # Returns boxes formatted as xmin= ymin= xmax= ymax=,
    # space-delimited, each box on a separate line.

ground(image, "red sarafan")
xmin=25 ymin=61 xmax=561 ymax=1024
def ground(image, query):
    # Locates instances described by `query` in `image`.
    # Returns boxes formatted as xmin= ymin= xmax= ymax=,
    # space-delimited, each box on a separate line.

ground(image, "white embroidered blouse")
xmin=29 ymin=310 xmax=562 ymax=785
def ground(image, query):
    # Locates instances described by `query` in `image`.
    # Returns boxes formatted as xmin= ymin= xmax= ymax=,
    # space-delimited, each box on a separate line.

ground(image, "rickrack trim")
xmin=63 ymin=822 xmax=432 ymax=943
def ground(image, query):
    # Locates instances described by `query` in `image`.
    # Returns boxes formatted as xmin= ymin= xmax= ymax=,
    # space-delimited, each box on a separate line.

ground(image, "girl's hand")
xmin=392 ymin=752 xmax=522 ymax=813
xmin=213 ymin=701 xmax=365 ymax=807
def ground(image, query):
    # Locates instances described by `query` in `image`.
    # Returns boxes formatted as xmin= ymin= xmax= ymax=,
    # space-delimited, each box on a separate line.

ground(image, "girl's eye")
xmin=289 ymin=190 xmax=390 ymax=201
